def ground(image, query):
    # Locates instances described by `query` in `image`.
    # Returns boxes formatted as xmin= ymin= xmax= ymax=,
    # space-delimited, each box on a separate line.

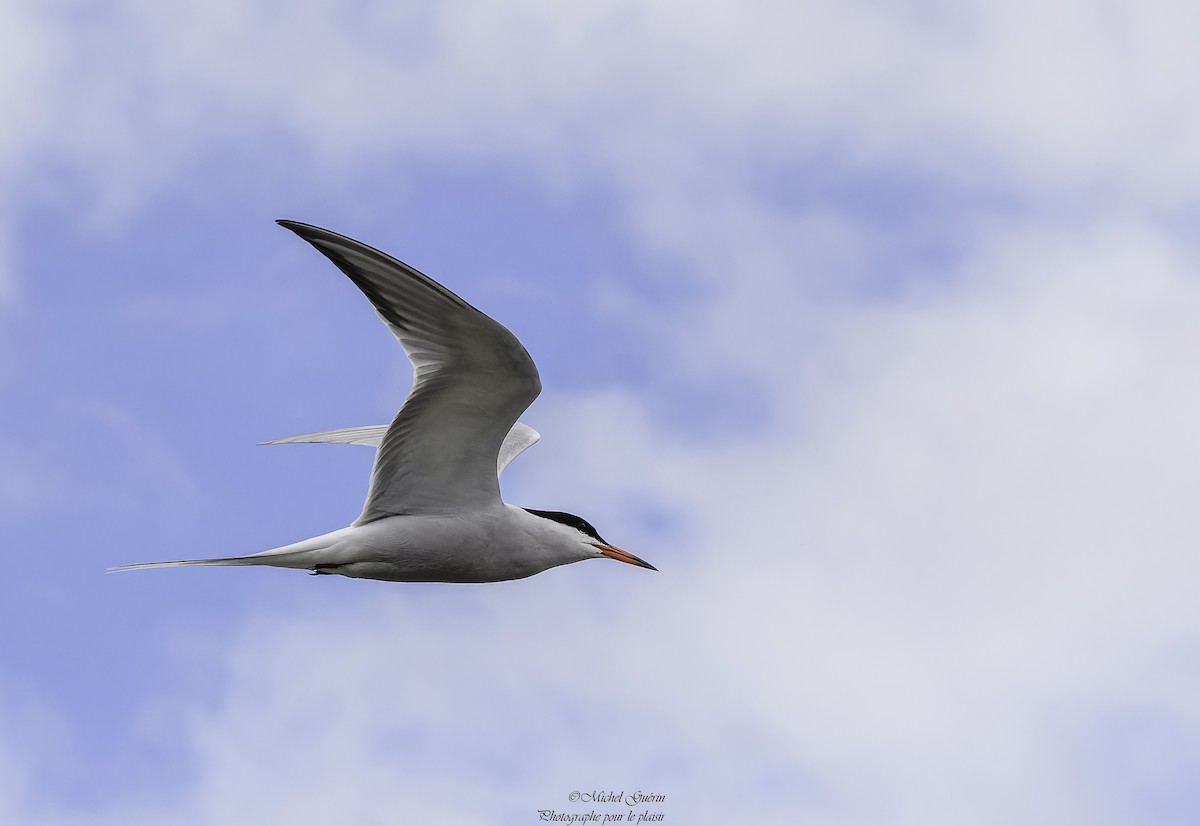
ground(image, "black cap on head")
xmin=524 ymin=509 xmax=607 ymax=544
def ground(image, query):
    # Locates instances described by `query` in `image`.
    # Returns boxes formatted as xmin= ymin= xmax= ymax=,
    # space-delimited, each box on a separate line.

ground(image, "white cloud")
xmin=8 ymin=0 xmax=1200 ymax=226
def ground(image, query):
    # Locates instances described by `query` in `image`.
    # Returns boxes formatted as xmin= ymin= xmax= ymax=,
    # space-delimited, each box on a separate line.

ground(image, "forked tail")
xmin=106 ymin=528 xmax=354 ymax=574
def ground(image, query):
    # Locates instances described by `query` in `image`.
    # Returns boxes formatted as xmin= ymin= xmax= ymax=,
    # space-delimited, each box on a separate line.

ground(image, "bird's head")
xmin=523 ymin=508 xmax=657 ymax=571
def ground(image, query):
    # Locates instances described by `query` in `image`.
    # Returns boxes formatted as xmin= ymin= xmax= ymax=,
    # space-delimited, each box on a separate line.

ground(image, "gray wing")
xmin=278 ymin=221 xmax=541 ymax=521
xmin=261 ymin=421 xmax=541 ymax=477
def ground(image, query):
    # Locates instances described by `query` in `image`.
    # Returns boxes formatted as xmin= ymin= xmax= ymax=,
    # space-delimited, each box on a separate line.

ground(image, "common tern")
xmin=110 ymin=221 xmax=655 ymax=582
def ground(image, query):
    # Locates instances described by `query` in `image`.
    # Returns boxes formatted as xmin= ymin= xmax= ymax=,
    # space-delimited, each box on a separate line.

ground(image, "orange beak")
xmin=591 ymin=543 xmax=657 ymax=571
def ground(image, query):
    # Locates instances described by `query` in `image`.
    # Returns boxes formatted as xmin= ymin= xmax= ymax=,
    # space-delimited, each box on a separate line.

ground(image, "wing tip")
xmin=275 ymin=220 xmax=366 ymax=257
xmin=276 ymin=218 xmax=318 ymax=237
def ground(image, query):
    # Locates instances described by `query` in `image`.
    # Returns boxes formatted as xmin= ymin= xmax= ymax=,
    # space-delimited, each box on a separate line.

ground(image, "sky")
xmin=3 ymin=1 xmax=1200 ymax=823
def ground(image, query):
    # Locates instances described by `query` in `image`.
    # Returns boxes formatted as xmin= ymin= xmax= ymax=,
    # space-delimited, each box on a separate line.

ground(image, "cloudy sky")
xmin=4 ymin=1 xmax=1200 ymax=823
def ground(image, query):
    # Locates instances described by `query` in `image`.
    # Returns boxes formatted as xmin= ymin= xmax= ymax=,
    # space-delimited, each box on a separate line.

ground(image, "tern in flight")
xmin=110 ymin=221 xmax=655 ymax=582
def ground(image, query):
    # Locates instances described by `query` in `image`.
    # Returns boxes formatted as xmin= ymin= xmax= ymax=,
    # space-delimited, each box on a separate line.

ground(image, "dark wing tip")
xmin=275 ymin=219 xmax=482 ymax=316
xmin=277 ymin=220 xmax=378 ymax=253
xmin=276 ymin=219 xmax=336 ymax=242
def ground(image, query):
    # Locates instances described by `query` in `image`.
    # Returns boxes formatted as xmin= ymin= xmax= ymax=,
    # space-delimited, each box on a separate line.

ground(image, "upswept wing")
xmin=494 ymin=422 xmax=541 ymax=476
xmin=261 ymin=421 xmax=541 ymax=477
xmin=278 ymin=221 xmax=541 ymax=521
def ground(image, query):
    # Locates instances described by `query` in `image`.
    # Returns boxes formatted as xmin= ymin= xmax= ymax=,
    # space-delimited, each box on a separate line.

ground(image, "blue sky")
xmin=4 ymin=1 xmax=1200 ymax=823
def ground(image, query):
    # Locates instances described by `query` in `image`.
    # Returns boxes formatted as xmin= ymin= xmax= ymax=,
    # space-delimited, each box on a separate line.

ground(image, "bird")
xmin=109 ymin=220 xmax=655 ymax=582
